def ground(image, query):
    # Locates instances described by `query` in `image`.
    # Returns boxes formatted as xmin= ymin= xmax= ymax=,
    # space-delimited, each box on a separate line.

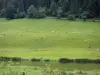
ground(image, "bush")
xmin=0 ymin=57 xmax=22 ymax=62
xmin=92 ymin=19 xmax=96 ymax=22
xmin=31 ymin=58 xmax=41 ymax=62
xmin=0 ymin=57 xmax=11 ymax=61
xmin=68 ymin=15 xmax=76 ymax=20
xmin=59 ymin=58 xmax=67 ymax=63
xmin=36 ymin=12 xmax=46 ymax=19
xmin=19 ymin=12 xmax=26 ymax=18
xmin=81 ymin=11 xmax=89 ymax=19
xmin=14 ymin=11 xmax=26 ymax=19
xmin=57 ymin=14 xmax=61 ymax=19
xmin=63 ymin=12 xmax=69 ymax=17
xmin=81 ymin=16 xmax=87 ymax=21
xmin=61 ymin=11 xmax=71 ymax=18
xmin=36 ymin=7 xmax=46 ymax=19
xmin=95 ymin=59 xmax=100 ymax=64
xmin=38 ymin=7 xmax=46 ymax=13
xmin=57 ymin=7 xmax=62 ymax=18
xmin=14 ymin=14 xmax=20 ymax=19
xmin=50 ymin=2 xmax=57 ymax=16
xmin=44 ymin=59 xmax=50 ymax=62
xmin=59 ymin=58 xmax=74 ymax=63
xmin=0 ymin=9 xmax=5 ymax=18
xmin=74 ymin=59 xmax=91 ymax=63
xmin=12 ymin=57 xmax=22 ymax=62
xmin=45 ymin=9 xmax=52 ymax=16
xmin=27 ymin=5 xmax=37 ymax=18
xmin=5 ymin=4 xmax=16 ymax=19
xmin=59 ymin=58 xmax=100 ymax=64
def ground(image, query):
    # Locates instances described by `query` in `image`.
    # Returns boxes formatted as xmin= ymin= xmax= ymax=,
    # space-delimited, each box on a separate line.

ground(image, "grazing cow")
xmin=52 ymin=31 xmax=54 ymax=32
xmin=88 ymin=46 xmax=91 ymax=48
xmin=97 ymin=49 xmax=99 ymax=51
xmin=3 ymin=34 xmax=6 ymax=36
xmin=72 ymin=32 xmax=75 ymax=34
xmin=21 ymin=34 xmax=23 ymax=36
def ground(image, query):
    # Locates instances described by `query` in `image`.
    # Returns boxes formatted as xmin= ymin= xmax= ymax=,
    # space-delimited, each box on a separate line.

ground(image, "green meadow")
xmin=0 ymin=18 xmax=100 ymax=59
xmin=0 ymin=18 xmax=100 ymax=74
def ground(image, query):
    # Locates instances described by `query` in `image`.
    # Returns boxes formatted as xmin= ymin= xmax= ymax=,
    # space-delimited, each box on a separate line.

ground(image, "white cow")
xmin=97 ymin=49 xmax=100 ymax=51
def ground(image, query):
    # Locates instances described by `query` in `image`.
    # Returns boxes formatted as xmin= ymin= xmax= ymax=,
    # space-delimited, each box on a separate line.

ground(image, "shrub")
xmin=14 ymin=8 xmax=20 ymax=19
xmin=81 ymin=16 xmax=87 ymax=21
xmin=45 ymin=9 xmax=52 ymax=16
xmin=92 ymin=19 xmax=96 ymax=22
xmin=50 ymin=2 xmax=57 ymax=16
xmin=37 ymin=7 xmax=46 ymax=19
xmin=36 ymin=12 xmax=46 ymax=19
xmin=44 ymin=59 xmax=50 ymax=62
xmin=0 ymin=57 xmax=11 ymax=61
xmin=59 ymin=58 xmax=67 ymax=63
xmin=20 ymin=12 xmax=26 ymax=18
xmin=14 ymin=14 xmax=20 ymax=19
xmin=5 ymin=4 xmax=16 ymax=19
xmin=95 ymin=59 xmax=100 ymax=64
xmin=81 ymin=11 xmax=89 ymax=19
xmin=74 ymin=59 xmax=88 ymax=63
xmin=57 ymin=7 xmax=62 ymax=18
xmin=59 ymin=58 xmax=100 ymax=64
xmin=68 ymin=15 xmax=76 ymax=20
xmin=14 ymin=12 xmax=26 ymax=19
xmin=12 ymin=57 xmax=22 ymax=62
xmin=61 ymin=11 xmax=71 ymax=18
xmin=59 ymin=58 xmax=74 ymax=63
xmin=27 ymin=5 xmax=37 ymax=18
xmin=51 ymin=11 xmax=57 ymax=16
xmin=38 ymin=7 xmax=46 ymax=13
xmin=0 ymin=9 xmax=5 ymax=18
xmin=31 ymin=58 xmax=41 ymax=62
xmin=57 ymin=14 xmax=61 ymax=19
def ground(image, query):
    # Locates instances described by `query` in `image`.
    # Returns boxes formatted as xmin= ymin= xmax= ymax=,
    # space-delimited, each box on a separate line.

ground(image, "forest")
xmin=0 ymin=0 xmax=100 ymax=19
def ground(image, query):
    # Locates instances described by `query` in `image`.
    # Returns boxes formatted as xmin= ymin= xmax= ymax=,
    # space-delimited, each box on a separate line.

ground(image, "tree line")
xmin=0 ymin=0 xmax=100 ymax=19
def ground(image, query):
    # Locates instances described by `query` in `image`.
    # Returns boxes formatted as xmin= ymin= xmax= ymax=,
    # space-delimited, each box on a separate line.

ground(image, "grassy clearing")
xmin=0 ymin=18 xmax=100 ymax=59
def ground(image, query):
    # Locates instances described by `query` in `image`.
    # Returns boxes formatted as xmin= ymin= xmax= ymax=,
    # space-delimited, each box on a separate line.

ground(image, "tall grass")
xmin=0 ymin=62 xmax=100 ymax=75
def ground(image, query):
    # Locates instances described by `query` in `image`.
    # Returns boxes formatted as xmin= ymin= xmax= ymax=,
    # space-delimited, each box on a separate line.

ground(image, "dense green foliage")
xmin=0 ymin=0 xmax=100 ymax=19
xmin=68 ymin=15 xmax=76 ymax=20
xmin=5 ymin=4 xmax=16 ymax=19
xmin=27 ymin=5 xmax=37 ymax=18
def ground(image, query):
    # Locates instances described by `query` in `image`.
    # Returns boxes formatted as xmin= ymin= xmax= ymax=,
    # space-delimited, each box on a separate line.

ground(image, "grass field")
xmin=0 ymin=18 xmax=100 ymax=74
xmin=0 ymin=18 xmax=100 ymax=59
